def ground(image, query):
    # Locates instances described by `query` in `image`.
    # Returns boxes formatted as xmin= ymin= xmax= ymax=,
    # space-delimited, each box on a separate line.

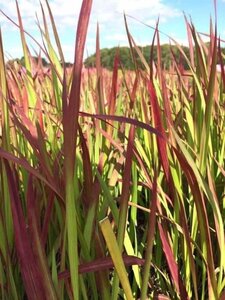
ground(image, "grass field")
xmin=0 ymin=0 xmax=224 ymax=299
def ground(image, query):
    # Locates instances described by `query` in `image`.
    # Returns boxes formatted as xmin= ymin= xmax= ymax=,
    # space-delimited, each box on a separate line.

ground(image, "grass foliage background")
xmin=0 ymin=0 xmax=224 ymax=299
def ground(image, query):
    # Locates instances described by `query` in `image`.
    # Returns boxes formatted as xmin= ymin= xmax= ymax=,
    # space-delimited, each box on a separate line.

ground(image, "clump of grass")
xmin=0 ymin=1 xmax=224 ymax=299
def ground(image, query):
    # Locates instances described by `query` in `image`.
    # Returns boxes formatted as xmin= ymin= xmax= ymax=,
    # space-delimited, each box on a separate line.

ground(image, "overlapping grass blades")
xmin=0 ymin=0 xmax=224 ymax=299
xmin=62 ymin=0 xmax=93 ymax=298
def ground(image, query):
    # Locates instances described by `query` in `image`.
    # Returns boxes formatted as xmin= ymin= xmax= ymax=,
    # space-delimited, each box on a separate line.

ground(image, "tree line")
xmin=84 ymin=44 xmax=190 ymax=70
xmin=84 ymin=43 xmax=225 ymax=71
xmin=6 ymin=43 xmax=225 ymax=71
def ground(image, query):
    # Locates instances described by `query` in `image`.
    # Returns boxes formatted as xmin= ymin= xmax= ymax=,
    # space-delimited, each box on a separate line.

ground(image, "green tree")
xmin=84 ymin=44 xmax=191 ymax=70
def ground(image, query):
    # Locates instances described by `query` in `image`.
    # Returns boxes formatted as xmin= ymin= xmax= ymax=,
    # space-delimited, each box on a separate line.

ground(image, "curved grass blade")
xmin=79 ymin=111 xmax=162 ymax=137
xmin=0 ymin=148 xmax=63 ymax=200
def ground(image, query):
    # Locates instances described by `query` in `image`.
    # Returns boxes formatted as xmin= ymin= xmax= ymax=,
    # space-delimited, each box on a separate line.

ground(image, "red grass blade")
xmin=79 ymin=111 xmax=162 ymax=137
xmin=173 ymin=147 xmax=218 ymax=299
xmin=62 ymin=1 xmax=93 ymax=297
xmin=0 ymin=148 xmax=62 ymax=200
xmin=58 ymin=255 xmax=144 ymax=279
xmin=26 ymin=175 xmax=58 ymax=299
xmin=158 ymin=223 xmax=189 ymax=299
xmin=147 ymin=81 xmax=174 ymax=198
xmin=4 ymin=160 xmax=47 ymax=299
xmin=63 ymin=0 xmax=93 ymax=165
xmin=79 ymin=125 xmax=94 ymax=209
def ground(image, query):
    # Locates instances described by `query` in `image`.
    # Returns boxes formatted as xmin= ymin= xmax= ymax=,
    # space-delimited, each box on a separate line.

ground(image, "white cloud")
xmin=0 ymin=0 xmax=180 ymax=29
xmin=0 ymin=0 xmax=181 ymax=61
xmin=116 ymin=0 xmax=179 ymax=18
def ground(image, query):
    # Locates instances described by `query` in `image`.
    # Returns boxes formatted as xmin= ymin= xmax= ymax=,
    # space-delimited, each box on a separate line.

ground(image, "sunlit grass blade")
xmin=44 ymin=0 xmax=65 ymax=65
xmin=172 ymin=130 xmax=220 ymax=299
xmin=15 ymin=0 xmax=37 ymax=111
xmin=112 ymin=125 xmax=135 ymax=299
xmin=199 ymin=23 xmax=218 ymax=174
xmin=0 ymin=31 xmax=16 ymax=297
xmin=38 ymin=3 xmax=63 ymax=111
xmin=99 ymin=217 xmax=133 ymax=300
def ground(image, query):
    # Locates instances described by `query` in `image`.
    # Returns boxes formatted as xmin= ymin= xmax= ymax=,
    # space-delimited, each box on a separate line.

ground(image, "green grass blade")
xmin=99 ymin=217 xmax=133 ymax=300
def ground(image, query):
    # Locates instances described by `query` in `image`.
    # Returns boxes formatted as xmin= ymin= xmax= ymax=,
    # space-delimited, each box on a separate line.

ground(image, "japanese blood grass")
xmin=0 ymin=1 xmax=225 ymax=299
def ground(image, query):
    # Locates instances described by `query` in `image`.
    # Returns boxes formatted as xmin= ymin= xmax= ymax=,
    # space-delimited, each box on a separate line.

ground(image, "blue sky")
xmin=0 ymin=0 xmax=225 ymax=62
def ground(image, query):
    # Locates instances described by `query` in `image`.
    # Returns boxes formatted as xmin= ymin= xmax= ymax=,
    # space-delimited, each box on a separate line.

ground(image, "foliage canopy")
xmin=84 ymin=44 xmax=191 ymax=70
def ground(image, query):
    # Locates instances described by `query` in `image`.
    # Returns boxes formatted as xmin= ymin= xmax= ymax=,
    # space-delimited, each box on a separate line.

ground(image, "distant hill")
xmin=84 ymin=44 xmax=191 ymax=70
